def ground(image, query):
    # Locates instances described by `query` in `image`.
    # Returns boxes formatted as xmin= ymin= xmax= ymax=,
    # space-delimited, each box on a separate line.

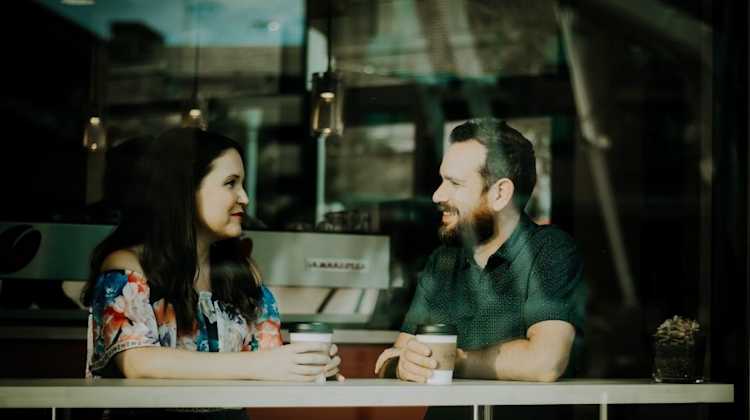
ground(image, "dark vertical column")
xmin=297 ymin=0 xmax=316 ymax=225
xmin=413 ymin=85 xmax=444 ymax=198
xmin=710 ymin=0 xmax=748 ymax=419
xmin=0 ymin=2 xmax=92 ymax=222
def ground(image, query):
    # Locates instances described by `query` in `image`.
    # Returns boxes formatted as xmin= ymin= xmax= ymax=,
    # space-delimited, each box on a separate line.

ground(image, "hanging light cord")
xmin=326 ymin=0 xmax=333 ymax=72
xmin=89 ymin=44 xmax=99 ymax=115
xmin=192 ymin=20 xmax=200 ymax=102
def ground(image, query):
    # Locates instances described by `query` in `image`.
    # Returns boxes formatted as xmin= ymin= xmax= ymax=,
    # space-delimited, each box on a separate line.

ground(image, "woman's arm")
xmin=114 ymin=341 xmax=338 ymax=381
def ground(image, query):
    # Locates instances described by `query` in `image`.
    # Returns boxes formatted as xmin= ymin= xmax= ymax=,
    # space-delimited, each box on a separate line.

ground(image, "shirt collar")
xmin=459 ymin=213 xmax=535 ymax=269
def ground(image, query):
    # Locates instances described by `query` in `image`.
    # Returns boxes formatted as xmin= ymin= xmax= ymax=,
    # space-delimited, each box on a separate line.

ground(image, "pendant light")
xmin=311 ymin=0 xmax=343 ymax=136
xmin=83 ymin=43 xmax=107 ymax=152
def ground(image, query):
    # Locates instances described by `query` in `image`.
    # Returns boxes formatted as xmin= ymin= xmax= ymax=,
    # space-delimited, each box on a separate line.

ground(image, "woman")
xmin=82 ymin=128 xmax=341 ymax=418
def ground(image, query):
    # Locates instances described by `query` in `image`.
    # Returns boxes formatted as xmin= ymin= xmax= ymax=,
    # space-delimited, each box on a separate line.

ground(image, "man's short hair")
xmin=449 ymin=118 xmax=537 ymax=210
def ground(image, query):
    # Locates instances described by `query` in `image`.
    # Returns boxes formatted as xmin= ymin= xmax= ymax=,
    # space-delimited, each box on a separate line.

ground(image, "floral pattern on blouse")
xmin=86 ymin=269 xmax=282 ymax=378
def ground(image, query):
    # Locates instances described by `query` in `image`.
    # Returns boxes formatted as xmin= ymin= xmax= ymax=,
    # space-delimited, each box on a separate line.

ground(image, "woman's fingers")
xmin=288 ymin=342 xmax=331 ymax=354
xmin=294 ymin=352 xmax=331 ymax=365
xmin=291 ymin=364 xmax=326 ymax=376
xmin=287 ymin=373 xmax=320 ymax=382
xmin=324 ymin=355 xmax=341 ymax=372
xmin=326 ymin=355 xmax=341 ymax=369
xmin=283 ymin=341 xmax=345 ymax=382
xmin=324 ymin=365 xmax=339 ymax=377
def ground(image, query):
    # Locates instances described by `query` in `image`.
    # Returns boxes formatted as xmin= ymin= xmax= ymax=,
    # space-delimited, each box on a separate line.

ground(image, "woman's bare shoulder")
xmin=100 ymin=246 xmax=144 ymax=274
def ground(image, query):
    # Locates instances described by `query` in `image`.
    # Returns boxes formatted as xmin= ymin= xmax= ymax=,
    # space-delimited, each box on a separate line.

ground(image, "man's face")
xmin=432 ymin=140 xmax=496 ymax=246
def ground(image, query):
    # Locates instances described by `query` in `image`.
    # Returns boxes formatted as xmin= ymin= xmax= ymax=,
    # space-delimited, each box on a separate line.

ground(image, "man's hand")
xmin=396 ymin=338 xmax=438 ymax=383
xmin=374 ymin=332 xmax=439 ymax=382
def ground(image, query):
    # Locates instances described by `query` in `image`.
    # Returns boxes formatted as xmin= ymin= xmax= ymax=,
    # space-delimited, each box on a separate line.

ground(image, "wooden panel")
xmin=337 ymin=344 xmax=388 ymax=378
xmin=0 ymin=339 xmax=86 ymax=378
xmin=247 ymin=407 xmax=427 ymax=420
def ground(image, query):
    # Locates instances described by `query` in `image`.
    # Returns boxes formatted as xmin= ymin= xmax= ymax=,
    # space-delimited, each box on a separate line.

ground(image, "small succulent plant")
xmin=654 ymin=315 xmax=701 ymax=347
xmin=653 ymin=315 xmax=704 ymax=382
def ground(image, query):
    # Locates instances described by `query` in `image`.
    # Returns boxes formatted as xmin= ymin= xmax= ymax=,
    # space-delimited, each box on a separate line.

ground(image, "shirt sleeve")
xmin=87 ymin=270 xmax=160 ymax=377
xmin=252 ymin=285 xmax=283 ymax=350
xmin=523 ymin=229 xmax=586 ymax=332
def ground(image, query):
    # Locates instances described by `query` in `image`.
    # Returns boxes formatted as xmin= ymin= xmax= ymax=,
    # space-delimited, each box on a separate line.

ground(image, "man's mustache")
xmin=437 ymin=204 xmax=457 ymax=213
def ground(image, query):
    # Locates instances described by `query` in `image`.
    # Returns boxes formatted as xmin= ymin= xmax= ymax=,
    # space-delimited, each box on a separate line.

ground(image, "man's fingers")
xmin=406 ymin=339 xmax=431 ymax=356
xmin=401 ymin=359 xmax=433 ymax=381
xmin=374 ymin=347 xmax=401 ymax=373
xmin=398 ymin=363 xmax=429 ymax=383
xmin=329 ymin=343 xmax=339 ymax=356
xmin=404 ymin=348 xmax=437 ymax=369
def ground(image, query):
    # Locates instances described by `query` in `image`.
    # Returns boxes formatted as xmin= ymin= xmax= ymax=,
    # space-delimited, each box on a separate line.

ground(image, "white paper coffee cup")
xmin=289 ymin=322 xmax=333 ymax=383
xmin=416 ymin=323 xmax=458 ymax=385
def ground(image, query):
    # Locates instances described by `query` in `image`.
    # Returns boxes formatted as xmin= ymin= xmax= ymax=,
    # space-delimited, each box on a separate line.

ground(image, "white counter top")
xmin=0 ymin=378 xmax=733 ymax=408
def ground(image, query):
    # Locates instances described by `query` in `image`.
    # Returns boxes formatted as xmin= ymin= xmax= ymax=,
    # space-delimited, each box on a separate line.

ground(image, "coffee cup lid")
xmin=416 ymin=323 xmax=457 ymax=335
xmin=290 ymin=322 xmax=333 ymax=334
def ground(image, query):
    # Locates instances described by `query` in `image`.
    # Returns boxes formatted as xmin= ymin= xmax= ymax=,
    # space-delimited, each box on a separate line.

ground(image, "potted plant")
xmin=652 ymin=315 xmax=705 ymax=383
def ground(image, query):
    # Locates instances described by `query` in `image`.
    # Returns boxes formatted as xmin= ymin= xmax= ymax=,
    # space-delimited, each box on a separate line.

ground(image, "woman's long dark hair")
xmin=83 ymin=128 xmax=263 ymax=334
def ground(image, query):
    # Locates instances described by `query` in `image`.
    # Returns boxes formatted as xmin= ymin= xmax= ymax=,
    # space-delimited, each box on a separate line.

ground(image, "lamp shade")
xmin=181 ymin=106 xmax=207 ymax=130
xmin=83 ymin=116 xmax=107 ymax=152
xmin=311 ymin=71 xmax=343 ymax=136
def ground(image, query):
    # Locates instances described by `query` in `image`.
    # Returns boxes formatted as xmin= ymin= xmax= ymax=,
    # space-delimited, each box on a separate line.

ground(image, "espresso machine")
xmin=0 ymin=222 xmax=390 ymax=331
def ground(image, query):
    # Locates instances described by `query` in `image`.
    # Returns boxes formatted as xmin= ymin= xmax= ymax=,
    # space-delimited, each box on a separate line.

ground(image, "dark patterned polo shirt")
xmin=401 ymin=213 xmax=586 ymax=377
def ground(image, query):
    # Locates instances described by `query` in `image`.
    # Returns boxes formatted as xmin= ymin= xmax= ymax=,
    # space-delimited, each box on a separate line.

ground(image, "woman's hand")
xmin=326 ymin=343 xmax=345 ymax=382
xmin=251 ymin=342 xmax=342 ymax=382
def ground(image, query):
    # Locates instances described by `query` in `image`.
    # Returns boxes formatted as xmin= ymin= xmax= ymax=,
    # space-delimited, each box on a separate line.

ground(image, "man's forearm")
xmin=454 ymin=338 xmax=568 ymax=382
xmin=455 ymin=321 xmax=575 ymax=382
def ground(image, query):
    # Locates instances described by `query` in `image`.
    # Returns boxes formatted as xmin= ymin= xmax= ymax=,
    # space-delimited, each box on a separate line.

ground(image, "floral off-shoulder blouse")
xmin=85 ymin=269 xmax=283 ymax=378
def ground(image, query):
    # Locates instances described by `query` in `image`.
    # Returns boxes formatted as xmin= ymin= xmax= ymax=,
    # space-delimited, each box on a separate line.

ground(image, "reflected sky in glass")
xmin=35 ymin=0 xmax=304 ymax=46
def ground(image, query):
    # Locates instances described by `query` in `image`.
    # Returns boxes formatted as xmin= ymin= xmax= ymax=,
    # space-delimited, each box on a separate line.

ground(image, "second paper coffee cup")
xmin=289 ymin=322 xmax=333 ymax=383
xmin=416 ymin=323 xmax=458 ymax=385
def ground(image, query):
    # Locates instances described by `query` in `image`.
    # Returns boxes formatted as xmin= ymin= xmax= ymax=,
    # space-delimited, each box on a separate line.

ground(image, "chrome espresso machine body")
xmin=0 ymin=222 xmax=391 ymax=329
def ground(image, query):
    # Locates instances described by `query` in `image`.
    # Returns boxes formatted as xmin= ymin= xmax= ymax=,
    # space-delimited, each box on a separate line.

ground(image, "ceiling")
xmin=34 ymin=0 xmax=712 ymax=104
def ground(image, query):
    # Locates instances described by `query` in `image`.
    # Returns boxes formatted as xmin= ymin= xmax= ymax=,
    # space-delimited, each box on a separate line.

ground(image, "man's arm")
xmin=454 ymin=320 xmax=575 ymax=382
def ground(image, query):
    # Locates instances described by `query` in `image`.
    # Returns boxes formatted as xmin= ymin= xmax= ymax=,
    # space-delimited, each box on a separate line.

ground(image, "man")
xmin=375 ymin=118 xmax=585 ymax=416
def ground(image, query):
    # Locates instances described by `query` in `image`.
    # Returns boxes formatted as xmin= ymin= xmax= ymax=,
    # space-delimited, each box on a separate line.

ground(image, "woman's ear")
xmin=487 ymin=178 xmax=515 ymax=212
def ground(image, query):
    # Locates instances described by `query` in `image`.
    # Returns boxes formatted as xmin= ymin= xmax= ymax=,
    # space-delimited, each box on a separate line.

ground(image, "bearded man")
xmin=375 ymin=118 xmax=586 ymax=417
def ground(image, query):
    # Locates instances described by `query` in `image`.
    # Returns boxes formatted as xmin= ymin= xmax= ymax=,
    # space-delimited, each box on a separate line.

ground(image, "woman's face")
xmin=195 ymin=149 xmax=249 ymax=243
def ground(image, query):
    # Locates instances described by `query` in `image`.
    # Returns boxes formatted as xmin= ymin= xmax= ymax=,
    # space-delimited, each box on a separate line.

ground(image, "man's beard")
xmin=438 ymin=200 xmax=496 ymax=247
